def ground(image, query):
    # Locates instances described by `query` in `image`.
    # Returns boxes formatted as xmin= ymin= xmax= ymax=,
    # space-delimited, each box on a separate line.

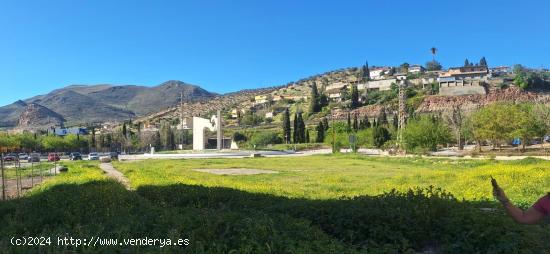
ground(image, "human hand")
xmin=491 ymin=176 xmax=509 ymax=203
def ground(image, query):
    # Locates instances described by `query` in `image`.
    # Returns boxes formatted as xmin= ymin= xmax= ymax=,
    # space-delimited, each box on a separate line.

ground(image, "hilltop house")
xmin=369 ymin=67 xmax=392 ymax=80
xmin=438 ymin=66 xmax=489 ymax=96
xmin=254 ymin=95 xmax=269 ymax=104
xmin=357 ymin=78 xmax=397 ymax=92
xmin=326 ymin=86 xmax=347 ymax=101
xmin=408 ymin=65 xmax=426 ymax=73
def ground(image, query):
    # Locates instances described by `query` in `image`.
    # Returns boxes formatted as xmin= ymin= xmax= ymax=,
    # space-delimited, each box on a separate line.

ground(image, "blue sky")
xmin=1 ymin=0 xmax=549 ymax=106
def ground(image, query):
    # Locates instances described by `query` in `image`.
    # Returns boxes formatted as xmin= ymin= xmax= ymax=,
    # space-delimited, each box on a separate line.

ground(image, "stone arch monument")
xmin=192 ymin=110 xmax=223 ymax=150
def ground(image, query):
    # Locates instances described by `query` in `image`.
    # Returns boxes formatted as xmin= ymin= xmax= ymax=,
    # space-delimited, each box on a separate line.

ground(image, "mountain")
xmin=0 ymin=80 xmax=217 ymax=128
xmin=17 ymin=103 xmax=65 ymax=130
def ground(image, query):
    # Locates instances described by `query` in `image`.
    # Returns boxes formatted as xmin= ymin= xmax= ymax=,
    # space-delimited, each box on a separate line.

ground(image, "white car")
xmin=88 ymin=153 xmax=100 ymax=160
xmin=18 ymin=153 xmax=29 ymax=160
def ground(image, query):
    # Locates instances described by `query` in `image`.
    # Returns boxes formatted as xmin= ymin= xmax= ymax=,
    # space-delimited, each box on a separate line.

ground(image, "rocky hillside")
xmin=0 ymin=80 xmax=217 ymax=128
xmin=17 ymin=103 xmax=65 ymax=130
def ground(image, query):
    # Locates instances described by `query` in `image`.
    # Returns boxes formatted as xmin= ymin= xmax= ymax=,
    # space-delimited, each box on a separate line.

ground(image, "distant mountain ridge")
xmin=0 ymin=80 xmax=217 ymax=129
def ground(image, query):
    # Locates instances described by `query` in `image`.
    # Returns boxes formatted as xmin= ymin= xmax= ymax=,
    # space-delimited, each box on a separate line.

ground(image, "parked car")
xmin=48 ymin=153 xmax=60 ymax=162
xmin=88 ymin=153 xmax=100 ymax=160
xmin=28 ymin=153 xmax=41 ymax=163
xmin=69 ymin=152 xmax=82 ymax=160
xmin=109 ymin=152 xmax=119 ymax=160
xmin=18 ymin=153 xmax=29 ymax=160
xmin=3 ymin=153 xmax=17 ymax=162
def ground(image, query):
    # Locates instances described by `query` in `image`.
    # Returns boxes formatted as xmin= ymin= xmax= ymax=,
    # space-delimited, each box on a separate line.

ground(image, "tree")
xmin=426 ymin=60 xmax=442 ymax=71
xmin=402 ymin=116 xmax=452 ymax=153
xmin=444 ymin=105 xmax=466 ymax=150
xmin=430 ymin=47 xmax=437 ymax=61
xmin=377 ymin=109 xmax=388 ymax=125
xmin=308 ymin=82 xmax=320 ymax=115
xmin=372 ymin=126 xmax=390 ymax=148
xmin=362 ymin=60 xmax=370 ymax=81
xmin=292 ymin=113 xmax=298 ymax=143
xmin=297 ymin=112 xmax=306 ymax=143
xmin=392 ymin=114 xmax=398 ymax=130
xmin=469 ymin=103 xmax=523 ymax=151
xmin=282 ymin=108 xmax=291 ymax=144
xmin=316 ymin=121 xmax=325 ymax=143
xmin=350 ymin=84 xmax=359 ymax=108
xmin=305 ymin=129 xmax=310 ymax=143
xmin=346 ymin=113 xmax=352 ymax=133
xmin=479 ymin=57 xmax=487 ymax=67
xmin=122 ymin=122 xmax=127 ymax=139
xmin=515 ymin=104 xmax=547 ymax=151
xmin=362 ymin=115 xmax=371 ymax=129
xmin=400 ymin=63 xmax=410 ymax=73
xmin=323 ymin=118 xmax=329 ymax=132
xmin=464 ymin=59 xmax=470 ymax=67
xmin=353 ymin=113 xmax=359 ymax=131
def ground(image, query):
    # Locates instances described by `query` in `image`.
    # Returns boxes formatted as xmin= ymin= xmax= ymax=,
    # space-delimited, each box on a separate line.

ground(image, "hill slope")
xmin=0 ymin=80 xmax=217 ymax=128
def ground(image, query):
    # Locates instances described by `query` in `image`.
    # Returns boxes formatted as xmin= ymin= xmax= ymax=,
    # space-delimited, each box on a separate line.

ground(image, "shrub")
xmin=249 ymin=132 xmax=282 ymax=148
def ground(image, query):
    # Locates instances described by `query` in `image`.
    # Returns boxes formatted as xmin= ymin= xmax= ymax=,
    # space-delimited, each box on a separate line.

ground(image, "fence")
xmin=1 ymin=153 xmax=57 ymax=201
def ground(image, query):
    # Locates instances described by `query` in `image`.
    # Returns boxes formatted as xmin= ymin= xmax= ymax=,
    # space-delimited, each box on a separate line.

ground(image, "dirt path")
xmin=99 ymin=162 xmax=131 ymax=190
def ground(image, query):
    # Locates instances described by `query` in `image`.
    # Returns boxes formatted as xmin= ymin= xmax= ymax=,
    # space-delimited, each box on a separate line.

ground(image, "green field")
xmin=0 ymin=155 xmax=549 ymax=253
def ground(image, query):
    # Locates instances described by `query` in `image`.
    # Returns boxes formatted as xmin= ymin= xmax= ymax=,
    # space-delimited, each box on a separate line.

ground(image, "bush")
xmin=249 ymin=132 xmax=283 ymax=148
xmin=232 ymin=132 xmax=248 ymax=143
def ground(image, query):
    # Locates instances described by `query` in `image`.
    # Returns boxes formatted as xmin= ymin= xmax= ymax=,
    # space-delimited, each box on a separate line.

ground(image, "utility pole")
xmin=180 ymin=91 xmax=185 ymax=149
xmin=397 ymin=79 xmax=407 ymax=150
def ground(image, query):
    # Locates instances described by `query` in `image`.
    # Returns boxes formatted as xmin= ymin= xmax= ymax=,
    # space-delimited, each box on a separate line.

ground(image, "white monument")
xmin=192 ymin=110 xmax=223 ymax=150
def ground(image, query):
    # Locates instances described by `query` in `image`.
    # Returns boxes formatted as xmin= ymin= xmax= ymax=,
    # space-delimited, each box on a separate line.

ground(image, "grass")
xmin=2 ymin=162 xmax=56 ymax=178
xmin=0 ymin=155 xmax=548 ymax=253
xmin=114 ymin=155 xmax=549 ymax=205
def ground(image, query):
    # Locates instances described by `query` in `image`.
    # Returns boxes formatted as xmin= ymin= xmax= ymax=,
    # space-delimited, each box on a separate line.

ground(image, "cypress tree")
xmin=297 ymin=112 xmax=306 ymax=143
xmin=282 ymin=108 xmax=291 ymax=143
xmin=377 ymin=109 xmax=388 ymax=125
xmin=323 ymin=118 xmax=329 ymax=131
xmin=308 ymin=82 xmax=320 ymax=115
xmin=479 ymin=56 xmax=487 ymax=67
xmin=393 ymin=114 xmax=399 ymax=129
xmin=305 ymin=129 xmax=310 ymax=143
xmin=316 ymin=122 xmax=325 ymax=143
xmin=353 ymin=113 xmax=359 ymax=131
xmin=122 ymin=122 xmax=127 ymax=138
xmin=346 ymin=113 xmax=352 ymax=132
xmin=464 ymin=59 xmax=470 ymax=67
xmin=293 ymin=112 xmax=298 ymax=144
xmin=351 ymin=84 xmax=359 ymax=108
xmin=363 ymin=115 xmax=371 ymax=129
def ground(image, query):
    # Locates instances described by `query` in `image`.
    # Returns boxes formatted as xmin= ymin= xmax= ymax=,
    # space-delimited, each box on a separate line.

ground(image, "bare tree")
xmin=445 ymin=105 xmax=465 ymax=150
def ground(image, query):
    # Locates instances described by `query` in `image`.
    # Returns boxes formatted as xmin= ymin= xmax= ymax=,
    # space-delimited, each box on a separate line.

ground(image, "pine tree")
xmin=308 ymin=82 xmax=320 ymax=115
xmin=393 ymin=114 xmax=398 ymax=129
xmin=479 ymin=57 xmax=487 ymax=67
xmin=282 ymin=108 xmax=291 ymax=143
xmin=353 ymin=113 xmax=359 ymax=131
xmin=377 ymin=109 xmax=388 ymax=125
xmin=351 ymin=84 xmax=359 ymax=108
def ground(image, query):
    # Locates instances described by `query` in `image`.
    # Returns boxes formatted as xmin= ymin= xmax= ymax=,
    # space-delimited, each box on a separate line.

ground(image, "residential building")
xmin=408 ymin=65 xmax=426 ymax=73
xmin=369 ymin=67 xmax=392 ymax=80
xmin=52 ymin=127 xmax=88 ymax=136
xmin=438 ymin=66 xmax=490 ymax=81
xmin=254 ymin=95 xmax=269 ymax=104
xmin=490 ymin=66 xmax=511 ymax=75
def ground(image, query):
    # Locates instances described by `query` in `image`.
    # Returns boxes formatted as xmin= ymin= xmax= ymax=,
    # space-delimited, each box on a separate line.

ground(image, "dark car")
xmin=48 ymin=153 xmax=60 ymax=162
xmin=28 ymin=153 xmax=41 ymax=163
xmin=109 ymin=152 xmax=119 ymax=160
xmin=3 ymin=153 xmax=18 ymax=162
xmin=69 ymin=152 xmax=82 ymax=160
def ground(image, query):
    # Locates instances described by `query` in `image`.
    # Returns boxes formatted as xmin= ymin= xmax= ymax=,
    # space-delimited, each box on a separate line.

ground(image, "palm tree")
xmin=430 ymin=47 xmax=437 ymax=61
